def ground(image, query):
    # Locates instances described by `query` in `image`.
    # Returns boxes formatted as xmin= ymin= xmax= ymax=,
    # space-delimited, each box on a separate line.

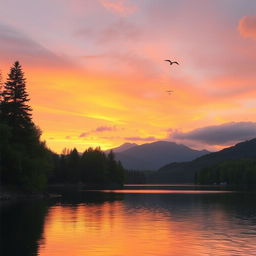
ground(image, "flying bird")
xmin=166 ymin=90 xmax=173 ymax=95
xmin=164 ymin=59 xmax=179 ymax=65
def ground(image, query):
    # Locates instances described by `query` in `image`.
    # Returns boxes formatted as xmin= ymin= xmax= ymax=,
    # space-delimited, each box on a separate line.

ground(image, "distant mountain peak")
xmin=105 ymin=142 xmax=137 ymax=153
xmin=113 ymin=140 xmax=209 ymax=170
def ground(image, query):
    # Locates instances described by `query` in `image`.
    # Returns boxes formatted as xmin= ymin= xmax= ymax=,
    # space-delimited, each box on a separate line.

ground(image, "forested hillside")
xmin=150 ymin=139 xmax=256 ymax=184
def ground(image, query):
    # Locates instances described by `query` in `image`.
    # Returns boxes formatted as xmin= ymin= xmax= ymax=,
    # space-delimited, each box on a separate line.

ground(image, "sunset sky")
xmin=1 ymin=0 xmax=256 ymax=153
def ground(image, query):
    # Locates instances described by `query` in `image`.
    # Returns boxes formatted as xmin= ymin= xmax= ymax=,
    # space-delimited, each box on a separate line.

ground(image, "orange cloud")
xmin=99 ymin=0 xmax=137 ymax=16
xmin=238 ymin=16 xmax=256 ymax=40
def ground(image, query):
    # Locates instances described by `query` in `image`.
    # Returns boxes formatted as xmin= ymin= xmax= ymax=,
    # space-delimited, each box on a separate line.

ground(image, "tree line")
xmin=0 ymin=61 xmax=125 ymax=192
xmin=50 ymin=147 xmax=124 ymax=185
xmin=195 ymin=158 xmax=256 ymax=189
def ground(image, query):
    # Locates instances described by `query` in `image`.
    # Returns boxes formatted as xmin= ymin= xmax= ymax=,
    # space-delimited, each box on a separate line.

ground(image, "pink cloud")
xmin=95 ymin=126 xmax=116 ymax=132
xmin=99 ymin=0 xmax=137 ymax=16
xmin=238 ymin=16 xmax=256 ymax=40
xmin=79 ymin=132 xmax=88 ymax=138
xmin=79 ymin=126 xmax=116 ymax=138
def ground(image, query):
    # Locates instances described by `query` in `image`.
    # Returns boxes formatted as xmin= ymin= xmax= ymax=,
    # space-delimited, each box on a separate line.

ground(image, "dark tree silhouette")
xmin=1 ymin=61 xmax=32 ymax=129
xmin=0 ymin=70 xmax=3 ymax=102
xmin=125 ymin=170 xmax=147 ymax=184
xmin=0 ymin=61 xmax=53 ymax=191
xmin=51 ymin=147 xmax=125 ymax=186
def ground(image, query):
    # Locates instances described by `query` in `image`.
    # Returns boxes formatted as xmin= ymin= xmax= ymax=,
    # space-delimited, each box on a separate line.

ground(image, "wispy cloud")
xmin=95 ymin=126 xmax=116 ymax=132
xmin=79 ymin=126 xmax=117 ymax=138
xmin=0 ymin=22 xmax=72 ymax=67
xmin=98 ymin=19 xmax=141 ymax=43
xmin=79 ymin=132 xmax=88 ymax=138
xmin=99 ymin=0 xmax=137 ymax=16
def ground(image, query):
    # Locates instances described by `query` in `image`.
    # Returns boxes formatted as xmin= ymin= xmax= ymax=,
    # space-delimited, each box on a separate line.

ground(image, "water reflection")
xmin=0 ymin=200 xmax=48 ymax=256
xmin=96 ymin=189 xmax=233 ymax=194
xmin=1 ymin=188 xmax=256 ymax=256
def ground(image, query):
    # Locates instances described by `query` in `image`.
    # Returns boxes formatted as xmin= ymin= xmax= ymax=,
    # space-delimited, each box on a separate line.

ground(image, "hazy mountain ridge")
xmin=109 ymin=141 xmax=209 ymax=170
xmin=153 ymin=138 xmax=256 ymax=183
xmin=105 ymin=143 xmax=137 ymax=153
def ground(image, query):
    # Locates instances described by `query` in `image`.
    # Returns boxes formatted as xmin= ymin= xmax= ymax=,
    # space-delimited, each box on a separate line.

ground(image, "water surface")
xmin=1 ymin=185 xmax=256 ymax=256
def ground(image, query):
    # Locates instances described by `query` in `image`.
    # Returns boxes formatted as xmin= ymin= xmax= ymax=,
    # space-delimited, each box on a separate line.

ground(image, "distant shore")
xmin=0 ymin=183 xmax=124 ymax=201
xmin=0 ymin=186 xmax=46 ymax=201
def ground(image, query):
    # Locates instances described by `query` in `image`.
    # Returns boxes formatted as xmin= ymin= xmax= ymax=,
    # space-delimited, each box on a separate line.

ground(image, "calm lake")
xmin=1 ymin=185 xmax=256 ymax=256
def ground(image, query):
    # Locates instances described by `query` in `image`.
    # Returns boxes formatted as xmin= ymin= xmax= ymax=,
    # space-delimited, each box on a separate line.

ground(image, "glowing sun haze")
xmin=1 ymin=0 xmax=256 ymax=153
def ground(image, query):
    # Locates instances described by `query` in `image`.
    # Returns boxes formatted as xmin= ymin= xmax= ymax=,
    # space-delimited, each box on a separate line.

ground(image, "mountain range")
xmin=105 ymin=143 xmax=137 ymax=153
xmin=107 ymin=141 xmax=209 ymax=170
xmin=151 ymin=138 xmax=256 ymax=183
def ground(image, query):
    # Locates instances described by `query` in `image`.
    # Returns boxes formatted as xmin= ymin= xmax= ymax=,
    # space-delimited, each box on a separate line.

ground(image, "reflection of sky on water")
xmin=39 ymin=190 xmax=256 ymax=256
xmin=1 ymin=189 xmax=256 ymax=256
xmin=95 ymin=189 xmax=233 ymax=194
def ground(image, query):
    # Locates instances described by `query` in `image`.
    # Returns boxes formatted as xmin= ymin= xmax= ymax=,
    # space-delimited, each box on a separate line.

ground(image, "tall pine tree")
xmin=0 ymin=70 xmax=3 ymax=101
xmin=0 ymin=69 xmax=5 ymax=108
xmin=0 ymin=61 xmax=53 ymax=191
xmin=1 ymin=61 xmax=32 ymax=130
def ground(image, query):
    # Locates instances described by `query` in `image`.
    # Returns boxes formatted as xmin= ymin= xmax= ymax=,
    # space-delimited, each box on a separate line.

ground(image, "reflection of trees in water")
xmin=44 ymin=191 xmax=125 ymax=229
xmin=0 ymin=200 xmax=48 ymax=256
xmin=0 ymin=192 xmax=124 ymax=256
xmin=54 ymin=190 xmax=124 ymax=205
xmin=123 ymin=192 xmax=256 ymax=225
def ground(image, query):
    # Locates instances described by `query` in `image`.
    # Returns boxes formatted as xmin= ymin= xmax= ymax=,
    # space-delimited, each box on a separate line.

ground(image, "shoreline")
xmin=0 ymin=183 xmax=124 ymax=201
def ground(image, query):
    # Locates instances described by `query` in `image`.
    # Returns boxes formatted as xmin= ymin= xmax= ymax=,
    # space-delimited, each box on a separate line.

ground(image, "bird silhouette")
xmin=166 ymin=90 xmax=173 ymax=95
xmin=164 ymin=59 xmax=179 ymax=65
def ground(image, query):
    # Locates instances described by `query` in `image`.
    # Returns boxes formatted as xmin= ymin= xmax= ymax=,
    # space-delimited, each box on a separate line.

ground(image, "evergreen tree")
xmin=52 ymin=147 xmax=125 ymax=186
xmin=107 ymin=150 xmax=124 ymax=184
xmin=1 ymin=61 xmax=32 ymax=129
xmin=0 ymin=61 xmax=53 ymax=192
xmin=0 ymin=70 xmax=3 ymax=102
xmin=66 ymin=148 xmax=81 ymax=183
